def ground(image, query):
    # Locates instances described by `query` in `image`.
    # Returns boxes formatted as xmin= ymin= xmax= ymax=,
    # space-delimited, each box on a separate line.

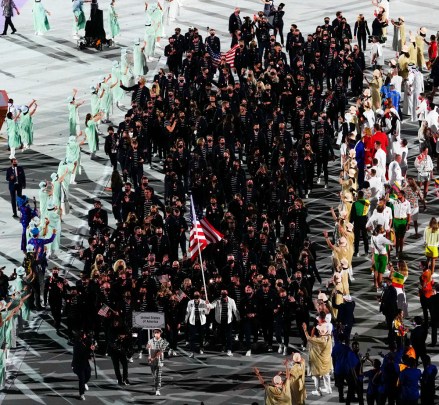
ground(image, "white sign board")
xmin=132 ymin=312 xmax=165 ymax=329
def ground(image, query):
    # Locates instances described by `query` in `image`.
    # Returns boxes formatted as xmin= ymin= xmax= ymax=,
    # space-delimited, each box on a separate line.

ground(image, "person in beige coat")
xmin=302 ymin=322 xmax=333 ymax=397
xmin=289 ymin=352 xmax=306 ymax=404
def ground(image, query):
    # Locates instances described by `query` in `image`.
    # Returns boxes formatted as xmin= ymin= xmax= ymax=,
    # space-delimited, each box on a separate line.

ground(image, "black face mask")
xmin=221 ymin=293 xmax=227 ymax=298
xmin=13 ymin=163 xmax=18 ymax=167
xmin=246 ymin=292 xmax=252 ymax=297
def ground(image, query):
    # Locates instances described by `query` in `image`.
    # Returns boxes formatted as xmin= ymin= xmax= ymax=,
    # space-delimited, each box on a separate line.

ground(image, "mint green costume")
xmin=32 ymin=0 xmax=50 ymax=34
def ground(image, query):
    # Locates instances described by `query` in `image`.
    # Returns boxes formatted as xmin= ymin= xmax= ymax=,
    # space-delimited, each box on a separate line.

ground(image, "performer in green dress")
xmin=32 ymin=0 xmax=50 ymax=35
xmin=46 ymin=203 xmax=61 ymax=257
xmin=111 ymin=60 xmax=125 ymax=106
xmin=99 ymin=75 xmax=116 ymax=124
xmin=6 ymin=111 xmax=21 ymax=159
xmin=68 ymin=89 xmax=85 ymax=137
xmin=15 ymin=267 xmax=31 ymax=322
xmin=120 ymin=48 xmax=134 ymax=87
xmin=19 ymin=100 xmax=37 ymax=150
xmin=66 ymin=135 xmax=82 ymax=185
xmin=38 ymin=181 xmax=50 ymax=222
xmin=133 ymin=38 xmax=148 ymax=77
xmin=84 ymin=112 xmax=103 ymax=158
xmin=143 ymin=15 xmax=156 ymax=62
xmin=108 ymin=0 xmax=120 ymax=40
xmin=72 ymin=0 xmax=87 ymax=38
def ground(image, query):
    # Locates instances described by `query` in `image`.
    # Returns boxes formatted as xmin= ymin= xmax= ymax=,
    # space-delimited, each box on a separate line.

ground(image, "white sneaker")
xmin=128 ymin=357 xmax=133 ymax=363
xmin=278 ymin=345 xmax=283 ymax=354
xmin=311 ymin=390 xmax=322 ymax=396
xmin=321 ymin=387 xmax=332 ymax=394
xmin=199 ymin=349 xmax=204 ymax=354
xmin=84 ymin=384 xmax=89 ymax=391
xmin=80 ymin=394 xmax=85 ymax=400
xmin=245 ymin=350 xmax=251 ymax=356
xmin=189 ymin=352 xmax=194 ymax=358
xmin=283 ymin=347 xmax=288 ymax=356
xmin=155 ymin=390 xmax=161 ymax=396
xmin=317 ymin=177 xmax=321 ymax=184
xmin=226 ymin=350 xmax=233 ymax=357
xmin=168 ymin=349 xmax=173 ymax=356
xmin=324 ymin=183 xmax=328 ymax=189
xmin=155 ymin=42 xmax=162 ymax=48
xmin=138 ymin=352 xmax=143 ymax=359
xmin=305 ymin=193 xmax=309 ymax=198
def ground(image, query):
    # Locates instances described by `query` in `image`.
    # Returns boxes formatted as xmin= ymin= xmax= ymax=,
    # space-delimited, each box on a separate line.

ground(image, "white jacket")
xmin=208 ymin=297 xmax=240 ymax=324
xmin=185 ymin=299 xmax=210 ymax=326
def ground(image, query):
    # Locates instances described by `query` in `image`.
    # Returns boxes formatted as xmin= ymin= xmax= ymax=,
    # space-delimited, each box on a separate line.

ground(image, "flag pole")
xmin=190 ymin=195 xmax=209 ymax=301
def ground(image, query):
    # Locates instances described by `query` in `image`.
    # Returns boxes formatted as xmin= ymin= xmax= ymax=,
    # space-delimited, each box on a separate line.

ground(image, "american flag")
xmin=225 ymin=44 xmax=239 ymax=68
xmin=98 ymin=303 xmax=111 ymax=317
xmin=189 ymin=196 xmax=223 ymax=261
xmin=206 ymin=44 xmax=239 ymax=69
xmin=206 ymin=43 xmax=221 ymax=67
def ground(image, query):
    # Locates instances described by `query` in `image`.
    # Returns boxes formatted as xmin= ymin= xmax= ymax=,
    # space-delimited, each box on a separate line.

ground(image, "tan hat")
xmin=318 ymin=292 xmax=328 ymax=301
xmin=348 ymin=168 xmax=357 ymax=178
xmin=292 ymin=352 xmax=302 ymax=363
xmin=349 ymin=147 xmax=356 ymax=155
xmin=339 ymin=237 xmax=347 ymax=247
xmin=339 ymin=210 xmax=348 ymax=220
xmin=363 ymin=88 xmax=371 ymax=97
xmin=399 ymin=16 xmax=405 ymax=22
xmin=340 ymin=258 xmax=349 ymax=269
xmin=389 ymin=59 xmax=397 ymax=67
xmin=401 ymin=45 xmax=409 ymax=53
xmin=419 ymin=27 xmax=427 ymax=35
xmin=273 ymin=375 xmax=283 ymax=385
xmin=373 ymin=69 xmax=381 ymax=78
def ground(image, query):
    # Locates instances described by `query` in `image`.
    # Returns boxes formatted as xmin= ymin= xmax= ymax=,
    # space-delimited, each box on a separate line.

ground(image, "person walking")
xmin=423 ymin=217 xmax=439 ymax=273
xmin=147 ymin=328 xmax=168 ymax=396
xmin=71 ymin=331 xmax=95 ymax=400
xmin=1 ymin=0 xmax=19 ymax=35
xmin=185 ymin=291 xmax=209 ymax=358
xmin=6 ymin=158 xmax=26 ymax=218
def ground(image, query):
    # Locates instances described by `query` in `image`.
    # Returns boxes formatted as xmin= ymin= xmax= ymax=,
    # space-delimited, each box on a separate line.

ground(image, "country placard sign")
xmin=132 ymin=312 xmax=165 ymax=329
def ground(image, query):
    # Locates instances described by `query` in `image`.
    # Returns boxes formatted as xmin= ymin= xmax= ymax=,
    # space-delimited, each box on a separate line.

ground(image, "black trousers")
xmin=49 ymin=298 xmax=63 ymax=329
xmin=9 ymin=184 xmax=22 ymax=216
xmin=189 ymin=322 xmax=205 ymax=353
xmin=2 ymin=16 xmax=15 ymax=34
xmin=110 ymin=352 xmax=128 ymax=383
xmin=354 ymin=217 xmax=369 ymax=254
xmin=73 ymin=364 xmax=91 ymax=396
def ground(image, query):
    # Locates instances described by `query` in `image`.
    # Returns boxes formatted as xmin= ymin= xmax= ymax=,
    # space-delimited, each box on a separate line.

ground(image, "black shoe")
xmin=12 ymin=214 xmax=18 ymax=218
xmin=0 ymin=33 xmax=6 ymax=36
xmin=117 ymin=380 xmax=124 ymax=386
xmin=11 ymin=30 xmax=16 ymax=34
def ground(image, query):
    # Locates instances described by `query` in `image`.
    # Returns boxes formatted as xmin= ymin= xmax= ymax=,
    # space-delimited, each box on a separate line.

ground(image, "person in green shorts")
xmin=371 ymin=224 xmax=394 ymax=291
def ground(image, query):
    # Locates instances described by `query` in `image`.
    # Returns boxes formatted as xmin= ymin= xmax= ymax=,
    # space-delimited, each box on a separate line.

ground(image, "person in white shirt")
xmin=374 ymin=140 xmax=387 ymax=175
xmin=388 ymin=154 xmax=404 ymax=187
xmin=394 ymin=138 xmax=408 ymax=176
xmin=365 ymin=168 xmax=384 ymax=213
xmin=388 ymin=191 xmax=411 ymax=255
xmin=414 ymin=145 xmax=434 ymax=207
xmin=416 ymin=93 xmax=428 ymax=125
xmin=207 ymin=289 xmax=240 ymax=356
xmin=370 ymin=36 xmax=384 ymax=68
xmin=185 ymin=291 xmax=210 ymax=358
xmin=367 ymin=197 xmax=393 ymax=232
xmin=371 ymin=224 xmax=394 ymax=290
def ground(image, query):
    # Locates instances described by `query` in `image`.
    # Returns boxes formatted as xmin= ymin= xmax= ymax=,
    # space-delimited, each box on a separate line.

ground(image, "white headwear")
xmin=16 ymin=266 xmax=26 ymax=276
xmin=50 ymin=173 xmax=58 ymax=182
xmin=20 ymin=105 xmax=29 ymax=114
xmin=39 ymin=181 xmax=47 ymax=189
xmin=26 ymin=244 xmax=35 ymax=253
xmin=32 ymin=216 xmax=40 ymax=226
